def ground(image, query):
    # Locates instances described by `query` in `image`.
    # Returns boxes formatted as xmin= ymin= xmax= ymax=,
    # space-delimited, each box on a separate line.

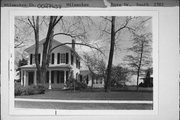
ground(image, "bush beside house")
xmin=15 ymin=83 xmax=46 ymax=96
xmin=66 ymin=78 xmax=87 ymax=90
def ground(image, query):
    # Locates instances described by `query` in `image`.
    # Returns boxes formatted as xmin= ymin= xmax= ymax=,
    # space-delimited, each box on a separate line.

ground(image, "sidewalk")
xmin=15 ymin=100 xmax=153 ymax=110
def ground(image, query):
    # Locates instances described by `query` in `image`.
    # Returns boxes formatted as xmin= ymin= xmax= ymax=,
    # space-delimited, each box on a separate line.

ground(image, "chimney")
xmin=72 ymin=39 xmax=75 ymax=50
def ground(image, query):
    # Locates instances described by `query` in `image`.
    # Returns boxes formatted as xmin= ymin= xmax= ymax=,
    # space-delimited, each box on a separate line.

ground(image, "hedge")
xmin=15 ymin=84 xmax=46 ymax=96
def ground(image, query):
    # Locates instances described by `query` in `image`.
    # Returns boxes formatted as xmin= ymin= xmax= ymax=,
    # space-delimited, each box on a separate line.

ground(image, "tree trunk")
xmin=33 ymin=16 xmax=41 ymax=84
xmin=91 ymin=75 xmax=94 ymax=89
xmin=105 ymin=16 xmax=116 ymax=92
xmin=136 ymin=42 xmax=144 ymax=91
xmin=40 ymin=17 xmax=55 ymax=84
xmin=136 ymin=68 xmax=140 ymax=91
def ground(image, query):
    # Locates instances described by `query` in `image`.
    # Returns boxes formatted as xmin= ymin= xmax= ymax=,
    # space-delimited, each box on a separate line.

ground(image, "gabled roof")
xmin=24 ymin=38 xmax=80 ymax=59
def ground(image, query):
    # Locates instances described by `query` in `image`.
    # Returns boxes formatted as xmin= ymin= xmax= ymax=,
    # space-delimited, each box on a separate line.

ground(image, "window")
xmin=57 ymin=53 xmax=60 ymax=64
xmin=76 ymin=58 xmax=80 ymax=69
xmin=96 ymin=80 xmax=98 ymax=84
xmin=51 ymin=53 xmax=54 ymax=64
xmin=60 ymin=53 xmax=66 ymax=63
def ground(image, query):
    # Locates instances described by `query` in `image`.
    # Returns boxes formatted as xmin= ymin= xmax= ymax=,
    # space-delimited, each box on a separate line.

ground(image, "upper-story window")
xmin=30 ymin=53 xmax=41 ymax=64
xmin=76 ymin=58 xmax=78 ymax=68
xmin=30 ymin=54 xmax=36 ymax=65
xmin=76 ymin=58 xmax=80 ymax=69
xmin=60 ymin=53 xmax=66 ymax=64
xmin=57 ymin=53 xmax=69 ymax=64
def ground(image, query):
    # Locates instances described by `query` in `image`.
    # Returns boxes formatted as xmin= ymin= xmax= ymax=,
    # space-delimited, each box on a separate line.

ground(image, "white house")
xmin=20 ymin=39 xmax=81 ymax=89
xmin=80 ymin=70 xmax=104 ymax=88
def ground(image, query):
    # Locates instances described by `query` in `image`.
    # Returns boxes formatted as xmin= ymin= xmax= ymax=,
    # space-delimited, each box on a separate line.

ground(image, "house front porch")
xmin=20 ymin=65 xmax=71 ymax=89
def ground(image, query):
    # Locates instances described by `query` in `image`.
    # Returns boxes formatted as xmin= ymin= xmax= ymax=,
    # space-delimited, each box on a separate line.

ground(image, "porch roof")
xmin=20 ymin=64 xmax=71 ymax=70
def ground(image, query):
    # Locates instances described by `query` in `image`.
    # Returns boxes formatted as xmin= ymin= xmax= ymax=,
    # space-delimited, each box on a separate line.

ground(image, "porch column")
xmin=63 ymin=70 xmax=66 ymax=89
xmin=23 ymin=71 xmax=26 ymax=87
xmin=26 ymin=71 xmax=29 ymax=86
xmin=48 ymin=70 xmax=52 ymax=89
xmin=20 ymin=70 xmax=23 ymax=86
xmin=34 ymin=70 xmax=37 ymax=85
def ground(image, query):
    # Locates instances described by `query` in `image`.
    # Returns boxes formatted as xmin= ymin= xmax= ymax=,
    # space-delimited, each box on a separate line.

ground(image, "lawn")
xmin=16 ymin=88 xmax=153 ymax=101
xmin=15 ymin=88 xmax=153 ymax=110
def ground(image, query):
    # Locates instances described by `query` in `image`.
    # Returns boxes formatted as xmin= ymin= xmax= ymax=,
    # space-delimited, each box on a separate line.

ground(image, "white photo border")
xmin=8 ymin=8 xmax=159 ymax=116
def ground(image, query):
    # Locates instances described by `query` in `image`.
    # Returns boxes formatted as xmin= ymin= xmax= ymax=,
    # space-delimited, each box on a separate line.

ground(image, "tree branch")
xmin=140 ymin=17 xmax=152 ymax=24
xmin=101 ymin=16 xmax=112 ymax=22
xmin=115 ymin=19 xmax=129 ymax=34
xmin=14 ymin=41 xmax=24 ymax=48
xmin=16 ymin=18 xmax=32 ymax=27
xmin=102 ymin=29 xmax=111 ymax=34
xmin=28 ymin=17 xmax=35 ymax=30
xmin=53 ymin=16 xmax=63 ymax=28
xmin=50 ymin=42 xmax=105 ymax=56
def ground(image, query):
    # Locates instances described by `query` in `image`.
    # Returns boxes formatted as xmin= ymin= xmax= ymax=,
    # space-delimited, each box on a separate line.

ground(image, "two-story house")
xmin=20 ymin=39 xmax=81 ymax=89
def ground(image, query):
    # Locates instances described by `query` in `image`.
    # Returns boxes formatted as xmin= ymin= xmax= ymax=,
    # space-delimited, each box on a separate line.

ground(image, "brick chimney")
xmin=72 ymin=39 xmax=75 ymax=50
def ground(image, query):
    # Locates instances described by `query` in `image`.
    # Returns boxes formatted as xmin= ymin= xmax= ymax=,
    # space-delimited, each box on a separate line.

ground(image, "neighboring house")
xmin=139 ymin=76 xmax=153 ymax=87
xmin=20 ymin=39 xmax=81 ymax=89
xmin=80 ymin=70 xmax=104 ymax=88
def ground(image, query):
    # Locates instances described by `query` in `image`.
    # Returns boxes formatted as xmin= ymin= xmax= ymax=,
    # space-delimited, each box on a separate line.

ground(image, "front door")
xmin=28 ymin=71 xmax=34 ymax=85
xmin=60 ymin=71 xmax=64 ymax=83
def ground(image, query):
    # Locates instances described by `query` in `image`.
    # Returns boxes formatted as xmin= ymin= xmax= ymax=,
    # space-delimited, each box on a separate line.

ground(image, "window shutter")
xmin=66 ymin=53 xmax=69 ymax=64
xmin=51 ymin=53 xmax=54 ymax=64
xmin=30 ymin=54 xmax=33 ymax=64
xmin=57 ymin=53 xmax=60 ymax=64
xmin=38 ymin=54 xmax=41 ymax=64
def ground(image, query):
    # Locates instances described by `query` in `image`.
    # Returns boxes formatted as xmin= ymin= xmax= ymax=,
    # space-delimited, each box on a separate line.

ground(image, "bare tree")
xmin=125 ymin=32 xmax=152 ymax=91
xmin=100 ymin=16 xmax=134 ymax=92
xmin=83 ymin=53 xmax=106 ymax=89
xmin=27 ymin=16 xmax=63 ymax=84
